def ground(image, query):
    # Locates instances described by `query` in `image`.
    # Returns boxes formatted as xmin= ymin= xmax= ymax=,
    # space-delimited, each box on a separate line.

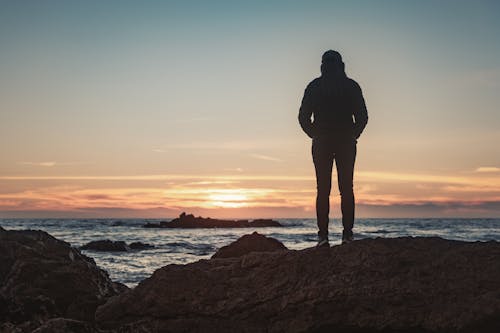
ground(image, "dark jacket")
xmin=298 ymin=76 xmax=368 ymax=141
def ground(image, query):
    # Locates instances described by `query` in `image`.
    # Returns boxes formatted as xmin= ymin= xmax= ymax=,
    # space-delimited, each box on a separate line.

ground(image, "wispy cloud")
xmin=150 ymin=139 xmax=294 ymax=152
xmin=184 ymin=180 xmax=240 ymax=186
xmin=1 ymin=170 xmax=500 ymax=191
xmin=0 ymin=174 xmax=313 ymax=181
xmin=224 ymin=168 xmax=244 ymax=173
xmin=18 ymin=161 xmax=58 ymax=167
xmin=2 ymin=170 xmax=500 ymax=186
xmin=475 ymin=167 xmax=500 ymax=173
xmin=17 ymin=161 xmax=87 ymax=167
xmin=357 ymin=171 xmax=500 ymax=186
xmin=249 ymin=154 xmax=282 ymax=162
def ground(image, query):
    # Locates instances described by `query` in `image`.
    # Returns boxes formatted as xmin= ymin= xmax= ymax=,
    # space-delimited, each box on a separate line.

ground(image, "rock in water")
xmin=80 ymin=240 xmax=154 ymax=251
xmin=212 ymin=232 xmax=287 ymax=259
xmin=81 ymin=240 xmax=129 ymax=251
xmin=143 ymin=212 xmax=282 ymax=228
xmin=96 ymin=237 xmax=500 ymax=332
xmin=0 ymin=228 xmax=126 ymax=332
xmin=129 ymin=242 xmax=154 ymax=250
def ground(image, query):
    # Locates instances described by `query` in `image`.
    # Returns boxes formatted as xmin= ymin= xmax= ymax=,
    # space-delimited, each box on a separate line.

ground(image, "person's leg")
xmin=312 ymin=139 xmax=334 ymax=241
xmin=335 ymin=141 xmax=357 ymax=240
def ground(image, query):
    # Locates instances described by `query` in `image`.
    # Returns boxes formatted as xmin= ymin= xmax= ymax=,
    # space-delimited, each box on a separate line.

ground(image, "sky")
xmin=1 ymin=0 xmax=499 ymax=218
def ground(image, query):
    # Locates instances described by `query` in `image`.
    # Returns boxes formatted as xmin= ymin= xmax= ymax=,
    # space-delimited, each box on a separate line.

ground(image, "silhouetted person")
xmin=299 ymin=50 xmax=368 ymax=247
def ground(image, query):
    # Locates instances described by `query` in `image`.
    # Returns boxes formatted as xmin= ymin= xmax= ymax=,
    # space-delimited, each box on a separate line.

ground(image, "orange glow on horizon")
xmin=209 ymin=191 xmax=248 ymax=208
xmin=1 ymin=169 xmax=500 ymax=218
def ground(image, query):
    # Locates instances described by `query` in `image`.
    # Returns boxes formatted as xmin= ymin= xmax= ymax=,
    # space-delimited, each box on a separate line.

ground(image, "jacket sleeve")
xmin=352 ymin=81 xmax=368 ymax=139
xmin=298 ymin=83 xmax=316 ymax=139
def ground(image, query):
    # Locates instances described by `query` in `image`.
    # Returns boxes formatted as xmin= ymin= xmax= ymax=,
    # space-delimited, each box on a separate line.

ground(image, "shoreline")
xmin=2 ymin=226 xmax=500 ymax=332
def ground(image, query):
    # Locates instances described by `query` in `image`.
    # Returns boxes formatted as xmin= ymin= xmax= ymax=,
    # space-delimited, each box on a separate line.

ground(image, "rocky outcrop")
xmin=4 ymin=225 xmax=500 ymax=333
xmin=0 ymin=228 xmax=126 ymax=332
xmin=96 ymin=237 xmax=500 ymax=333
xmin=212 ymin=232 xmax=287 ymax=259
xmin=80 ymin=240 xmax=154 ymax=252
xmin=143 ymin=212 xmax=282 ymax=228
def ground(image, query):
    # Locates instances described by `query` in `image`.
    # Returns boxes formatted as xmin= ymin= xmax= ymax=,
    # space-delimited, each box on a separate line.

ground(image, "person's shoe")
xmin=342 ymin=229 xmax=354 ymax=244
xmin=341 ymin=235 xmax=353 ymax=244
xmin=316 ymin=238 xmax=330 ymax=248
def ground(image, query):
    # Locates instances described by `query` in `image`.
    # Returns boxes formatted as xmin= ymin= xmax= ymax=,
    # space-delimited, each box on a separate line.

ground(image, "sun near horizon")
xmin=1 ymin=1 xmax=499 ymax=219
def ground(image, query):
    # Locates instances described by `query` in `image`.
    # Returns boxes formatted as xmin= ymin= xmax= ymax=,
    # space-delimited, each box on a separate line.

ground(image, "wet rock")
xmin=96 ymin=236 xmax=500 ymax=333
xmin=143 ymin=222 xmax=161 ymax=228
xmin=0 ymin=228 xmax=126 ymax=332
xmin=0 ymin=322 xmax=23 ymax=333
xmin=31 ymin=318 xmax=99 ymax=333
xmin=81 ymin=240 xmax=129 ymax=252
xmin=143 ymin=212 xmax=282 ymax=228
xmin=80 ymin=240 xmax=154 ymax=251
xmin=129 ymin=242 xmax=154 ymax=250
xmin=248 ymin=219 xmax=282 ymax=227
xmin=212 ymin=232 xmax=287 ymax=259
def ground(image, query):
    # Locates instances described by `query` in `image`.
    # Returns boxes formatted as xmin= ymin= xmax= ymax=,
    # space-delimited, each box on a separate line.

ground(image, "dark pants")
xmin=312 ymin=137 xmax=357 ymax=239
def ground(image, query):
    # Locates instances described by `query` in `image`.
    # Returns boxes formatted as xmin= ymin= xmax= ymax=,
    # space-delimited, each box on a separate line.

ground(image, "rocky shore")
xmin=143 ymin=212 xmax=282 ymax=228
xmin=2 ymin=225 xmax=500 ymax=332
xmin=0 ymin=226 xmax=126 ymax=333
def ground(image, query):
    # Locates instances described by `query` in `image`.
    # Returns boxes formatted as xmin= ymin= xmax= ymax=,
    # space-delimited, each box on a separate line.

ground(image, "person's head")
xmin=320 ymin=50 xmax=346 ymax=78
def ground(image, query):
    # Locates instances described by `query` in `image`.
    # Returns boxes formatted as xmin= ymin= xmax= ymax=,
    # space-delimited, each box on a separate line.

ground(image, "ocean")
xmin=1 ymin=218 xmax=499 ymax=287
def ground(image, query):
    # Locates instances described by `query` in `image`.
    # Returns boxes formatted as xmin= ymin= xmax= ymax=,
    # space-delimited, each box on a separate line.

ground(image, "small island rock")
xmin=143 ymin=212 xmax=282 ymax=228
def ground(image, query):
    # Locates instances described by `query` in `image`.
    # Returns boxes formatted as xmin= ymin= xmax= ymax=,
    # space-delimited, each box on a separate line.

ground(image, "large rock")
xmin=143 ymin=212 xmax=282 ymax=228
xmin=96 ymin=237 xmax=500 ymax=332
xmin=212 ymin=232 xmax=287 ymax=259
xmin=0 ymin=228 xmax=126 ymax=332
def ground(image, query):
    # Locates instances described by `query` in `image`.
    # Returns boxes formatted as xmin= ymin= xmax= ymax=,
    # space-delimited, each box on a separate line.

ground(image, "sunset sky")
xmin=1 ymin=0 xmax=499 ymax=218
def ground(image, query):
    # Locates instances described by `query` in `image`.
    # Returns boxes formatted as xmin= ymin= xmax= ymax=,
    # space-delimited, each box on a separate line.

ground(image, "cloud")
xmin=249 ymin=154 xmax=282 ymax=162
xmin=83 ymin=194 xmax=116 ymax=200
xmin=181 ymin=180 xmax=240 ymax=187
xmin=224 ymin=168 xmax=244 ymax=172
xmin=357 ymin=171 xmax=499 ymax=187
xmin=150 ymin=139 xmax=294 ymax=152
xmin=1 ymin=168 xmax=499 ymax=218
xmin=0 ymin=207 xmax=179 ymax=219
xmin=475 ymin=167 xmax=500 ymax=173
xmin=0 ymin=174 xmax=313 ymax=181
xmin=18 ymin=161 xmax=58 ymax=167
xmin=17 ymin=161 xmax=87 ymax=167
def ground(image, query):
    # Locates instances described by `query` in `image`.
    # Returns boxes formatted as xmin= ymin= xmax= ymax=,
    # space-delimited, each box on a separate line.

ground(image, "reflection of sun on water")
xmin=208 ymin=190 xmax=248 ymax=208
